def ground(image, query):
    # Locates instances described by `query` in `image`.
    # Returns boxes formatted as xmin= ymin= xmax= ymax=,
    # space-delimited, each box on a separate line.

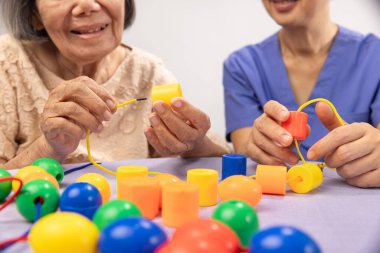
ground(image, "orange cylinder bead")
xmin=154 ymin=173 xmax=182 ymax=209
xmin=117 ymin=177 xmax=160 ymax=219
xmin=162 ymin=182 xmax=199 ymax=228
xmin=218 ymin=175 xmax=262 ymax=206
xmin=256 ymin=165 xmax=287 ymax=195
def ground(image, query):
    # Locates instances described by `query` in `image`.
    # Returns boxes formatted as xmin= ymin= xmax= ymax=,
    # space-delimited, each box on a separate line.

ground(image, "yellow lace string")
xmin=86 ymin=98 xmax=162 ymax=176
xmin=294 ymin=98 xmax=345 ymax=164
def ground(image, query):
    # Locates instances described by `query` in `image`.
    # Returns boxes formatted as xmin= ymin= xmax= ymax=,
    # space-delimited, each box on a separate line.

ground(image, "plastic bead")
xmin=98 ymin=217 xmax=167 ymax=253
xmin=222 ymin=154 xmax=247 ymax=180
xmin=0 ymin=168 xmax=11 ymax=202
xmin=77 ymin=173 xmax=111 ymax=203
xmin=154 ymin=173 xmax=182 ymax=208
xmin=152 ymin=83 xmax=183 ymax=105
xmin=29 ymin=212 xmax=99 ymax=253
xmin=117 ymin=165 xmax=148 ymax=198
xmin=187 ymin=169 xmax=218 ymax=207
xmin=172 ymin=219 xmax=240 ymax=253
xmin=212 ymin=200 xmax=259 ymax=247
xmin=60 ymin=182 xmax=102 ymax=219
xmin=256 ymin=165 xmax=287 ymax=195
xmin=287 ymin=163 xmax=323 ymax=194
xmin=118 ymin=177 xmax=160 ymax=219
xmin=162 ymin=182 xmax=199 ymax=228
xmin=22 ymin=170 xmax=59 ymax=190
xmin=32 ymin=157 xmax=64 ymax=183
xmin=250 ymin=226 xmax=321 ymax=253
xmin=218 ymin=175 xmax=262 ymax=206
xmin=12 ymin=165 xmax=45 ymax=191
xmin=281 ymin=111 xmax=308 ymax=141
xmin=157 ymin=238 xmax=231 ymax=253
xmin=93 ymin=199 xmax=142 ymax=230
xmin=15 ymin=179 xmax=60 ymax=222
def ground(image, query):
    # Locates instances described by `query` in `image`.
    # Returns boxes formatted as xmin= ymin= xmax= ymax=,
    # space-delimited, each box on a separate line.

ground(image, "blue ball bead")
xmin=99 ymin=217 xmax=167 ymax=253
xmin=59 ymin=182 xmax=102 ymax=219
xmin=250 ymin=226 xmax=321 ymax=253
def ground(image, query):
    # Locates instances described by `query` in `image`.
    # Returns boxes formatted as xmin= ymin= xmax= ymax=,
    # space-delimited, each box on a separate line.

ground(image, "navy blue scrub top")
xmin=223 ymin=26 xmax=380 ymax=158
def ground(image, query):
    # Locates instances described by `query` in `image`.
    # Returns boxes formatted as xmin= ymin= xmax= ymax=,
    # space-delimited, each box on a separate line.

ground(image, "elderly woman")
xmin=0 ymin=0 xmax=229 ymax=170
xmin=223 ymin=0 xmax=380 ymax=187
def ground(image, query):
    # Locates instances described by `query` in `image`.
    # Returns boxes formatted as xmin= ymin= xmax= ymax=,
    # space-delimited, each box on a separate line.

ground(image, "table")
xmin=1 ymin=157 xmax=380 ymax=253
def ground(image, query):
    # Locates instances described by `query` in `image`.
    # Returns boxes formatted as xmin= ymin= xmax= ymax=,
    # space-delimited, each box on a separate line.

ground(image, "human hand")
xmin=247 ymin=100 xmax=306 ymax=165
xmin=145 ymin=98 xmax=211 ymax=157
xmin=307 ymin=102 xmax=380 ymax=188
xmin=40 ymin=76 xmax=116 ymax=158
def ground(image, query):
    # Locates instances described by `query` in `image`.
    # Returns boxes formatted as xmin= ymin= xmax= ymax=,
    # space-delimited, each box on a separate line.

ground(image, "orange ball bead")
xmin=218 ymin=175 xmax=262 ymax=206
xmin=22 ymin=170 xmax=59 ymax=190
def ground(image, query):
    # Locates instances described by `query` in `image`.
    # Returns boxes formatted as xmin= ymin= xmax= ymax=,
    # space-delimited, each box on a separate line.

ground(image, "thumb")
xmin=315 ymin=102 xmax=344 ymax=131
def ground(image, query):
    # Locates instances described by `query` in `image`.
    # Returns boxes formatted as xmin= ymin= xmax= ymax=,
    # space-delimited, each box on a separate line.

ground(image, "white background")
xmin=1 ymin=0 xmax=380 ymax=138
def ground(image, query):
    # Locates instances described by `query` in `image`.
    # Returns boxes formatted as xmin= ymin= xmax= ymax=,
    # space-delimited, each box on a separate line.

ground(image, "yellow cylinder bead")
xmin=187 ymin=169 xmax=218 ymax=207
xmin=287 ymin=163 xmax=324 ymax=194
xmin=12 ymin=165 xmax=46 ymax=191
xmin=152 ymin=83 xmax=183 ymax=104
xmin=256 ymin=165 xmax=287 ymax=195
xmin=117 ymin=177 xmax=161 ymax=219
xmin=77 ymin=173 xmax=111 ymax=203
xmin=29 ymin=212 xmax=99 ymax=253
xmin=22 ymin=170 xmax=60 ymax=190
xmin=162 ymin=182 xmax=199 ymax=228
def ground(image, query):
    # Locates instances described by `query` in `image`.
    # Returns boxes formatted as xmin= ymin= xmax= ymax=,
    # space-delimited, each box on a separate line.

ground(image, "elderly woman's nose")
xmin=72 ymin=0 xmax=101 ymax=16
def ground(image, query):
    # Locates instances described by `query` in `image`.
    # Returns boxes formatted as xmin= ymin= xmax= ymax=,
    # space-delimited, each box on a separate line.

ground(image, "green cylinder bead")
xmin=16 ymin=179 xmax=60 ymax=222
xmin=32 ymin=158 xmax=64 ymax=183
xmin=0 ymin=168 xmax=12 ymax=202
xmin=212 ymin=200 xmax=259 ymax=247
xmin=93 ymin=199 xmax=142 ymax=230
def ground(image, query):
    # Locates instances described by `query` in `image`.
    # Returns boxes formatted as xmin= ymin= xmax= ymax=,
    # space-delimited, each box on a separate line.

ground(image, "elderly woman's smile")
xmin=70 ymin=23 xmax=109 ymax=37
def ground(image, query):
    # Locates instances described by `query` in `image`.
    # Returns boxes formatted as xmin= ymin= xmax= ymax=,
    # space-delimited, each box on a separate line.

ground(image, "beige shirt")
xmin=0 ymin=34 xmax=196 ymax=164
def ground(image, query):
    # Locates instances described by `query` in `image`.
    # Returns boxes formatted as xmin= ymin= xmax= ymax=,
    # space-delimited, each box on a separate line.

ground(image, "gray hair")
xmin=1 ymin=0 xmax=135 ymax=41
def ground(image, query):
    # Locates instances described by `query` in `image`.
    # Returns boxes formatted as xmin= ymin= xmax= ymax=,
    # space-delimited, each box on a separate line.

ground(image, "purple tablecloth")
xmin=1 ymin=157 xmax=379 ymax=253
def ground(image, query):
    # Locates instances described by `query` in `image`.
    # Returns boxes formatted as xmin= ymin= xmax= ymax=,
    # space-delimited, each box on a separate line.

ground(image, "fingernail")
xmin=106 ymin=99 xmax=116 ymax=110
xmin=281 ymin=134 xmax=292 ymax=145
xmin=280 ymin=110 xmax=288 ymax=120
xmin=172 ymin=99 xmax=182 ymax=108
xmin=290 ymin=156 xmax=298 ymax=165
xmin=103 ymin=110 xmax=112 ymax=121
xmin=144 ymin=130 xmax=152 ymax=138
xmin=154 ymin=103 xmax=165 ymax=114
xmin=150 ymin=116 xmax=159 ymax=126
xmin=308 ymin=151 xmax=315 ymax=160
xmin=97 ymin=124 xmax=103 ymax=132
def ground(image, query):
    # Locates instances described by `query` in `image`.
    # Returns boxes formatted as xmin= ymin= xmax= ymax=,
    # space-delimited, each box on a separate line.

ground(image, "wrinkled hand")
xmin=307 ymin=102 xmax=380 ymax=188
xmin=40 ymin=76 xmax=116 ymax=158
xmin=247 ymin=100 xmax=308 ymax=165
xmin=145 ymin=98 xmax=211 ymax=156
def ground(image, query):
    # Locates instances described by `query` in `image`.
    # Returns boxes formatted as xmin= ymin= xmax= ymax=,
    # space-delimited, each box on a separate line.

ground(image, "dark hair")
xmin=1 ymin=0 xmax=135 ymax=41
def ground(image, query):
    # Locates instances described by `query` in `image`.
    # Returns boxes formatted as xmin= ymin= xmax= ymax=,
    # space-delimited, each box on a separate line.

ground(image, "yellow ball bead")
xmin=12 ymin=165 xmax=45 ymax=191
xmin=29 ymin=212 xmax=99 ymax=253
xmin=77 ymin=173 xmax=111 ymax=203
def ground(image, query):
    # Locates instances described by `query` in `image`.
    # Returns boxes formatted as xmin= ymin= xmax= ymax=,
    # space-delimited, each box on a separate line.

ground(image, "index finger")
xmin=307 ymin=124 xmax=365 ymax=160
xmin=263 ymin=100 xmax=289 ymax=122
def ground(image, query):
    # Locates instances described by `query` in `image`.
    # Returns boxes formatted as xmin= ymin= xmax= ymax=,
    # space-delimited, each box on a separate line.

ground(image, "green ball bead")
xmin=212 ymin=200 xmax=259 ymax=247
xmin=32 ymin=158 xmax=64 ymax=183
xmin=0 ymin=168 xmax=11 ymax=202
xmin=16 ymin=179 xmax=60 ymax=222
xmin=93 ymin=199 xmax=142 ymax=230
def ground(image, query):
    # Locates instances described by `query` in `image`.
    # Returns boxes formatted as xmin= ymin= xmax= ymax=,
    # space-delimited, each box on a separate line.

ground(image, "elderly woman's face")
xmin=262 ymin=0 xmax=329 ymax=27
xmin=35 ymin=0 xmax=125 ymax=63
